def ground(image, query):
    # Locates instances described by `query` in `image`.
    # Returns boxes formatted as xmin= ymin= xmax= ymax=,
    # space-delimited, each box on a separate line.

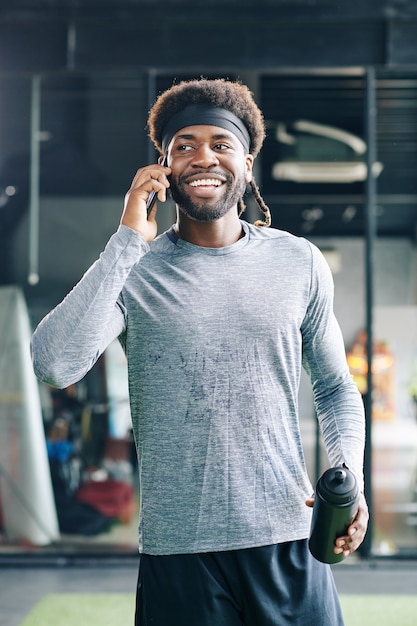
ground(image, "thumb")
xmin=305 ymin=493 xmax=315 ymax=508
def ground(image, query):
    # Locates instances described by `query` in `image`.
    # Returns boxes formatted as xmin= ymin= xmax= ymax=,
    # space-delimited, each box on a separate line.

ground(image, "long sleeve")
xmin=302 ymin=242 xmax=365 ymax=490
xmin=31 ymin=225 xmax=149 ymax=388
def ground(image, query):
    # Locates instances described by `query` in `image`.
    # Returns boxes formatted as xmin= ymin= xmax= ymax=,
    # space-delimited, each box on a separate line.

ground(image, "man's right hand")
xmin=121 ymin=163 xmax=171 ymax=241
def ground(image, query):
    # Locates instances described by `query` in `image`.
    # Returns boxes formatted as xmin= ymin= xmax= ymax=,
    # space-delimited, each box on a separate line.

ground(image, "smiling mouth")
xmin=188 ymin=178 xmax=223 ymax=187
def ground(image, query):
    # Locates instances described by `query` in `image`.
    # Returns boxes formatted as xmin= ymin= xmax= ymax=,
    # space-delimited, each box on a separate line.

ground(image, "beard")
xmin=169 ymin=169 xmax=247 ymax=222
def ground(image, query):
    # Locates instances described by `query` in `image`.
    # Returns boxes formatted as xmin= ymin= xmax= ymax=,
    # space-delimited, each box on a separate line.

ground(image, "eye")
xmin=177 ymin=144 xmax=194 ymax=152
xmin=213 ymin=142 xmax=232 ymax=151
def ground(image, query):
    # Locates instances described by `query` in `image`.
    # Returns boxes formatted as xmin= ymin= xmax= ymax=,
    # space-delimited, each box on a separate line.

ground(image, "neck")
xmin=175 ymin=208 xmax=243 ymax=248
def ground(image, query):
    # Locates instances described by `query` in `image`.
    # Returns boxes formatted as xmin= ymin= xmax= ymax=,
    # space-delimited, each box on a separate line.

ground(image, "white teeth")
xmin=189 ymin=178 xmax=222 ymax=187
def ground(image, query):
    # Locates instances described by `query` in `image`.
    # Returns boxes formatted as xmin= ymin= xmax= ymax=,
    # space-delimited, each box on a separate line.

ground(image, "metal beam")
xmin=28 ymin=74 xmax=41 ymax=286
xmin=361 ymin=66 xmax=377 ymax=558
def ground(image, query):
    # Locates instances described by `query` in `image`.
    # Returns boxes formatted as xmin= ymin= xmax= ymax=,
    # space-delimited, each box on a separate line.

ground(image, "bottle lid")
xmin=317 ymin=466 xmax=358 ymax=504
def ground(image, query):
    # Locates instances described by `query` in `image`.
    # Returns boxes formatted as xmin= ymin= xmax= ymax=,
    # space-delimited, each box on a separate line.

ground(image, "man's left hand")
xmin=305 ymin=491 xmax=369 ymax=558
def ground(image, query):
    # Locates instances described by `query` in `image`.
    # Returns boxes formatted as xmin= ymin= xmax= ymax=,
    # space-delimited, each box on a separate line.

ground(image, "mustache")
xmin=180 ymin=170 xmax=230 ymax=184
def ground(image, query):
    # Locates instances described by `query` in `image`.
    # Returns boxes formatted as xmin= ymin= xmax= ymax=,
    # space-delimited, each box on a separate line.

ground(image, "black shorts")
xmin=135 ymin=539 xmax=344 ymax=626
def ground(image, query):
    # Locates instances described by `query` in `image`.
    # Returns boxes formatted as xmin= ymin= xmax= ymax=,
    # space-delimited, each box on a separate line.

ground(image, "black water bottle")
xmin=308 ymin=465 xmax=359 ymax=564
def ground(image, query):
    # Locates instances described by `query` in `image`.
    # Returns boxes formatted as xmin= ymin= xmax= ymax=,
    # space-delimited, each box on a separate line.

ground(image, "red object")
xmin=76 ymin=479 xmax=136 ymax=523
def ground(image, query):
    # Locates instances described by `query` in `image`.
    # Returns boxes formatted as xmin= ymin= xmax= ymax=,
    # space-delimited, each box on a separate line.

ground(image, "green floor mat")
xmin=20 ymin=594 xmax=135 ymax=626
xmin=340 ymin=595 xmax=417 ymax=626
xmin=20 ymin=593 xmax=417 ymax=626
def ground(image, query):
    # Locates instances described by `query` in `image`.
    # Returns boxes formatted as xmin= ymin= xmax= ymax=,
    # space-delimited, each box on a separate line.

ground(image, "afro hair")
xmin=148 ymin=78 xmax=266 ymax=157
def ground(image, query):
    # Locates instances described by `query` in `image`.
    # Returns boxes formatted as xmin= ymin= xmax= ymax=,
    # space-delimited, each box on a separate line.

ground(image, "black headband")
xmin=161 ymin=104 xmax=251 ymax=154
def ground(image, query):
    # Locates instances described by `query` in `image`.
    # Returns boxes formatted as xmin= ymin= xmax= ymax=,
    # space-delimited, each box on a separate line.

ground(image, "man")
xmin=32 ymin=78 xmax=368 ymax=625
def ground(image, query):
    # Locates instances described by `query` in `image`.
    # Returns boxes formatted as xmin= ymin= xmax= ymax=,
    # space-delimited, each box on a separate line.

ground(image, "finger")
xmin=305 ymin=492 xmax=315 ymax=506
xmin=336 ymin=532 xmax=352 ymax=546
xmin=157 ymin=183 xmax=169 ymax=203
xmin=145 ymin=175 xmax=170 ymax=206
xmin=335 ymin=545 xmax=351 ymax=557
xmin=334 ymin=537 xmax=352 ymax=555
xmin=335 ymin=529 xmax=363 ymax=556
xmin=127 ymin=179 xmax=168 ymax=211
xmin=133 ymin=163 xmax=171 ymax=180
xmin=128 ymin=165 xmax=171 ymax=195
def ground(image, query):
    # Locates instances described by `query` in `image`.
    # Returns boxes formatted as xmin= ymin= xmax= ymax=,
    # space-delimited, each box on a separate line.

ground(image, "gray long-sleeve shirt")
xmin=32 ymin=220 xmax=365 ymax=555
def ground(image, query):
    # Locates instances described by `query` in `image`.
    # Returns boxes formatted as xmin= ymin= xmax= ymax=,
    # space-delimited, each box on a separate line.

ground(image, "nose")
xmin=190 ymin=143 xmax=219 ymax=168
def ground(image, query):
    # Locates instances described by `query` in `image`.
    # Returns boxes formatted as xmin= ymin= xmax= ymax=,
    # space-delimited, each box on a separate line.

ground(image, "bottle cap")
xmin=317 ymin=466 xmax=357 ymax=504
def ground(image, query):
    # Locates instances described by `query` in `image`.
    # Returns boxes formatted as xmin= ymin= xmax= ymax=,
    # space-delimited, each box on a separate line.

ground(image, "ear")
xmin=245 ymin=154 xmax=254 ymax=183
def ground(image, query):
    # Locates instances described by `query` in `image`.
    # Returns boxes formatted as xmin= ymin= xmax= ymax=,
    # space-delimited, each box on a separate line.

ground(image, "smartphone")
xmin=146 ymin=156 xmax=167 ymax=217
